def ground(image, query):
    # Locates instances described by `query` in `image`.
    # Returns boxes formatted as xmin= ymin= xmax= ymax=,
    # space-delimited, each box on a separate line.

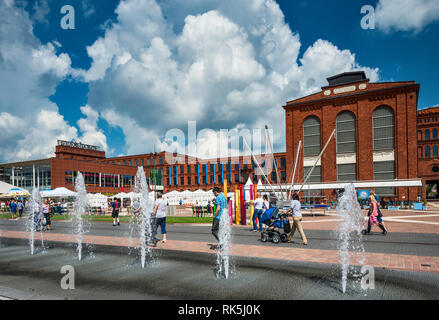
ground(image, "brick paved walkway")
xmin=1 ymin=229 xmax=438 ymax=274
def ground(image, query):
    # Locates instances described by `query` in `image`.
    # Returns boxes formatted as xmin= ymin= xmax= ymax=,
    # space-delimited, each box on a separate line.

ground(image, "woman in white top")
xmin=286 ymin=193 xmax=307 ymax=245
xmin=262 ymin=195 xmax=270 ymax=211
xmin=153 ymin=192 xmax=167 ymax=243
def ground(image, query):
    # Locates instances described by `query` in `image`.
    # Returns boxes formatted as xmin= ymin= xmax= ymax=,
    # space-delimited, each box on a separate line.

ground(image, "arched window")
xmin=303 ymin=116 xmax=321 ymax=156
xmin=433 ymin=129 xmax=438 ymax=140
xmin=336 ymin=111 xmax=356 ymax=153
xmin=425 ymin=130 xmax=430 ymax=140
xmin=434 ymin=145 xmax=438 ymax=157
xmin=426 ymin=146 xmax=431 ymax=158
xmin=373 ymin=106 xmax=394 ymax=151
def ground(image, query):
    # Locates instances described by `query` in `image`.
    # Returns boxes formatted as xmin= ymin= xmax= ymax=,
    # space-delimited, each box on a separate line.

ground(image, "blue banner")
xmin=358 ymin=189 xmax=370 ymax=200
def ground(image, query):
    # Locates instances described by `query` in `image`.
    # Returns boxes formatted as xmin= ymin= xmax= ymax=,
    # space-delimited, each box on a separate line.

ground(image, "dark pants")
xmin=211 ymin=218 xmax=220 ymax=242
xmin=44 ymin=213 xmax=51 ymax=226
xmin=153 ymin=217 xmax=166 ymax=235
xmin=112 ymin=210 xmax=119 ymax=218
xmin=367 ymin=219 xmax=386 ymax=233
xmin=252 ymin=209 xmax=263 ymax=231
xmin=19 ymin=209 xmax=23 ymax=218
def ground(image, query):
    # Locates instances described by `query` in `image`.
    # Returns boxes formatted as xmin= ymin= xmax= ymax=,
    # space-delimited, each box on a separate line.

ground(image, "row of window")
xmin=106 ymin=157 xmax=164 ymax=167
xmin=421 ymin=145 xmax=439 ymax=158
xmin=417 ymin=117 xmax=438 ymax=124
xmin=303 ymin=106 xmax=395 ymax=156
xmin=65 ymin=171 xmax=135 ymax=188
xmin=167 ymin=159 xmax=286 ymax=176
xmin=106 ymin=157 xmax=287 ymax=171
xmin=419 ymin=129 xmax=439 ymax=141
xmin=166 ymin=171 xmax=288 ymax=186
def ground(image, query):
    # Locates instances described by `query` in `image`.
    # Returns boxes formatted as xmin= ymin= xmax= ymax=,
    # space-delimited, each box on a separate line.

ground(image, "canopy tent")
xmin=0 ymin=187 xmax=31 ymax=198
xmin=87 ymin=193 xmax=108 ymax=208
xmin=0 ymin=181 xmax=17 ymax=194
xmin=41 ymin=187 xmax=76 ymax=198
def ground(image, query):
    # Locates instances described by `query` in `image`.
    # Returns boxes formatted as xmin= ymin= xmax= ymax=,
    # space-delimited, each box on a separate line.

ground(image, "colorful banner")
xmin=239 ymin=184 xmax=246 ymax=225
xmin=228 ymin=199 xmax=233 ymax=225
xmin=223 ymin=178 xmax=227 ymax=199
xmin=235 ymin=186 xmax=240 ymax=224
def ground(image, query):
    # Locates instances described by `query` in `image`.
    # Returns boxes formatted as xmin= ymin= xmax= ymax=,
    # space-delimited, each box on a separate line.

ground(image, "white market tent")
xmin=87 ymin=193 xmax=108 ymax=208
xmin=0 ymin=181 xmax=17 ymax=194
xmin=41 ymin=187 xmax=76 ymax=198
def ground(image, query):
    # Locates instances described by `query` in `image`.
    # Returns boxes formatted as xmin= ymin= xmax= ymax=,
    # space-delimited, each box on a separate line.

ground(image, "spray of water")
xmin=135 ymin=167 xmax=154 ymax=268
xmin=74 ymin=172 xmax=88 ymax=261
xmin=336 ymin=183 xmax=365 ymax=293
xmin=26 ymin=188 xmax=42 ymax=255
xmin=215 ymin=208 xmax=232 ymax=279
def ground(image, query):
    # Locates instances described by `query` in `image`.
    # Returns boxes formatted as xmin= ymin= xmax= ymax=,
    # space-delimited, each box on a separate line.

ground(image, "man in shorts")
xmin=111 ymin=198 xmax=120 ymax=226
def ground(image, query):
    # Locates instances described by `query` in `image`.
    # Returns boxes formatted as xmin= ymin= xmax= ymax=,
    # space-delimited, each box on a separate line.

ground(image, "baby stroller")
xmin=260 ymin=207 xmax=291 ymax=244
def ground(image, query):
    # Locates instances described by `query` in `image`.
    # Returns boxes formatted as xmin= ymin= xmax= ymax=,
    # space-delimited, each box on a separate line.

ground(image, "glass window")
xmin=303 ymin=116 xmax=321 ymax=156
xmin=187 ymin=165 xmax=191 ymax=173
xmin=337 ymin=164 xmax=356 ymax=181
xmin=280 ymin=158 xmax=286 ymax=168
xmin=187 ymin=177 xmax=191 ymax=185
xmin=374 ymin=161 xmax=395 ymax=196
xmin=373 ymin=106 xmax=394 ymax=151
xmin=426 ymin=146 xmax=431 ymax=157
xmin=433 ymin=129 xmax=438 ymax=140
xmin=425 ymin=129 xmax=430 ymax=140
xmin=336 ymin=111 xmax=356 ymax=153
xmin=433 ymin=145 xmax=438 ymax=157
xmin=304 ymin=166 xmax=321 ymax=183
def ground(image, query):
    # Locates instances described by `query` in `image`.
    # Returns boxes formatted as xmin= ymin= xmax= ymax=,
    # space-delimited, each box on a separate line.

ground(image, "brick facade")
xmin=284 ymin=72 xmax=420 ymax=202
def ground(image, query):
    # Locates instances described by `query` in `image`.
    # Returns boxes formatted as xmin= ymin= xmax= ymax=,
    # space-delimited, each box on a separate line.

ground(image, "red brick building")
xmin=283 ymin=71 xmax=421 ymax=202
xmin=0 ymin=140 xmax=287 ymax=195
xmin=417 ymin=106 xmax=439 ymax=199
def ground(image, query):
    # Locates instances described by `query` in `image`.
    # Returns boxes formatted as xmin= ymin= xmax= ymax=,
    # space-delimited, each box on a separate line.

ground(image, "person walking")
xmin=252 ymin=196 xmax=265 ymax=232
xmin=111 ymin=198 xmax=120 ymax=226
xmin=212 ymin=187 xmax=227 ymax=245
xmin=42 ymin=200 xmax=52 ymax=231
xmin=153 ymin=192 xmax=167 ymax=243
xmin=370 ymin=190 xmax=388 ymax=234
xmin=10 ymin=200 xmax=17 ymax=220
xmin=286 ymin=193 xmax=308 ymax=245
xmin=17 ymin=200 xmax=24 ymax=218
xmin=263 ymin=194 xmax=270 ymax=211
xmin=363 ymin=195 xmax=387 ymax=235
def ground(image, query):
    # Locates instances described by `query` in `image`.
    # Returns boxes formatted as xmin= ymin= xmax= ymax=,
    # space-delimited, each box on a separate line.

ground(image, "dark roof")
xmin=326 ymin=71 xmax=368 ymax=87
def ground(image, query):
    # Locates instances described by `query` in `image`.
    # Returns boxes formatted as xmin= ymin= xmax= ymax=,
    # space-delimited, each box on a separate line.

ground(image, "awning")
xmin=256 ymin=179 xmax=423 ymax=191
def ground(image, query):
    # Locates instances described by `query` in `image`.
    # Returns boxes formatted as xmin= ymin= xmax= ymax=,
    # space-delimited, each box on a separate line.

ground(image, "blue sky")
xmin=0 ymin=0 xmax=438 ymax=162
